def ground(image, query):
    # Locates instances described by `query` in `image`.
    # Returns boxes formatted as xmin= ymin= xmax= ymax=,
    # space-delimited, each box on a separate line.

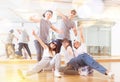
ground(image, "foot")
xmin=108 ymin=72 xmax=114 ymax=79
xmin=54 ymin=71 xmax=62 ymax=78
xmin=17 ymin=69 xmax=26 ymax=79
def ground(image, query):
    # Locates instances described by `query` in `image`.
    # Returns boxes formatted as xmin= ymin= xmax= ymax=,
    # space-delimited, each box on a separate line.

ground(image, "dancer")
xmin=55 ymin=9 xmax=77 ymax=53
xmin=65 ymin=26 xmax=114 ymax=79
xmin=30 ymin=10 xmax=62 ymax=61
xmin=17 ymin=30 xmax=61 ymax=79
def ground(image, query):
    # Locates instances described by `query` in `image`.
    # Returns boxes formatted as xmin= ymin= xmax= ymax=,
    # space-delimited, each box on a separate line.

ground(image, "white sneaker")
xmin=108 ymin=72 xmax=114 ymax=79
xmin=54 ymin=71 xmax=61 ymax=78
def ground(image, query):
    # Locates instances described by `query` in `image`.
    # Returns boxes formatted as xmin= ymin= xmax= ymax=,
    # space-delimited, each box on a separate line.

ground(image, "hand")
xmin=32 ymin=30 xmax=36 ymax=36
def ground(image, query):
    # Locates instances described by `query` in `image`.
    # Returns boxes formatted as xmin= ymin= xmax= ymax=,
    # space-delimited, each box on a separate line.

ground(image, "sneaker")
xmin=108 ymin=72 xmax=114 ymax=79
xmin=54 ymin=71 xmax=62 ymax=78
xmin=17 ymin=69 xmax=26 ymax=79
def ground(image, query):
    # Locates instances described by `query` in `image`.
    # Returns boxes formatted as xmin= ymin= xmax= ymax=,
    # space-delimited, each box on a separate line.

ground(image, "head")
xmin=62 ymin=38 xmax=70 ymax=49
xmin=73 ymin=40 xmax=81 ymax=49
xmin=42 ymin=10 xmax=53 ymax=19
xmin=70 ymin=9 xmax=77 ymax=17
xmin=9 ymin=29 xmax=14 ymax=33
xmin=49 ymin=40 xmax=58 ymax=53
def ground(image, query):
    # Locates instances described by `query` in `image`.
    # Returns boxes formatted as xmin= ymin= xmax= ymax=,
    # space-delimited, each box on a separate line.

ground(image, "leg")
xmin=77 ymin=53 xmax=107 ymax=74
xmin=26 ymin=58 xmax=51 ymax=75
xmin=23 ymin=43 xmax=32 ymax=58
xmin=49 ymin=53 xmax=62 ymax=77
xmin=5 ymin=44 xmax=10 ymax=58
xmin=18 ymin=43 xmax=24 ymax=56
xmin=59 ymin=66 xmax=79 ymax=75
xmin=17 ymin=57 xmax=51 ymax=79
xmin=50 ymin=53 xmax=61 ymax=71
xmin=34 ymin=40 xmax=43 ymax=61
xmin=55 ymin=39 xmax=62 ymax=53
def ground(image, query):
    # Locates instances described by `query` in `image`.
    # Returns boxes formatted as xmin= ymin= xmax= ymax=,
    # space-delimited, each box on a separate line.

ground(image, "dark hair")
xmin=62 ymin=38 xmax=70 ymax=44
xmin=9 ymin=29 xmax=14 ymax=33
xmin=48 ymin=40 xmax=59 ymax=54
xmin=71 ymin=9 xmax=76 ymax=15
xmin=42 ymin=10 xmax=53 ymax=17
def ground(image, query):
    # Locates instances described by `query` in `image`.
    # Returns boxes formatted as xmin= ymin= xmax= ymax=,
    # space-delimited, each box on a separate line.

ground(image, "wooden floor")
xmin=0 ymin=59 xmax=120 ymax=82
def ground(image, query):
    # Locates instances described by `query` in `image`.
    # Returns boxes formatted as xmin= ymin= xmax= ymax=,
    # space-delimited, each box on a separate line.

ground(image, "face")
xmin=70 ymin=10 xmax=76 ymax=17
xmin=73 ymin=41 xmax=81 ymax=49
xmin=44 ymin=11 xmax=53 ymax=19
xmin=50 ymin=42 xmax=57 ymax=50
xmin=62 ymin=41 xmax=70 ymax=49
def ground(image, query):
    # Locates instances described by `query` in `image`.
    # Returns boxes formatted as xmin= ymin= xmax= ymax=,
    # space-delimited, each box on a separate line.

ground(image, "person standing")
xmin=55 ymin=9 xmax=77 ymax=53
xmin=17 ymin=28 xmax=32 ymax=59
xmin=30 ymin=10 xmax=62 ymax=61
xmin=5 ymin=29 xmax=17 ymax=59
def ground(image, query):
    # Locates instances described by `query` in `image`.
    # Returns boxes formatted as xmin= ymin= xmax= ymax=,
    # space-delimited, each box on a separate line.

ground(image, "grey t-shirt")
xmin=57 ymin=16 xmax=76 ymax=40
xmin=37 ymin=18 xmax=52 ymax=43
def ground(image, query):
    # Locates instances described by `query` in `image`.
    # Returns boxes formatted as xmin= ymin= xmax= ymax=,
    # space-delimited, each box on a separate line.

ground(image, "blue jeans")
xmin=68 ymin=53 xmax=107 ymax=74
xmin=34 ymin=40 xmax=43 ymax=61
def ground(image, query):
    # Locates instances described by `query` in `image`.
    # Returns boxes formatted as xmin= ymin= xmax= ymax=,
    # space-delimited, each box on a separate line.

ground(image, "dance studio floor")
xmin=0 ymin=57 xmax=120 ymax=82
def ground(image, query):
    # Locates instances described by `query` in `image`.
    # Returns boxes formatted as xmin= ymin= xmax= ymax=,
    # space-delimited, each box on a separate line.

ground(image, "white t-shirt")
xmin=18 ymin=30 xmax=29 ymax=44
xmin=42 ymin=48 xmax=54 ymax=58
xmin=60 ymin=46 xmax=74 ymax=64
xmin=74 ymin=43 xmax=87 ymax=57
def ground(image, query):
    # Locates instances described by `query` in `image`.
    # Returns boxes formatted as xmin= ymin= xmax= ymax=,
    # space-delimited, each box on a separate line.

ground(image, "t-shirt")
xmin=56 ymin=16 xmax=76 ymax=40
xmin=74 ymin=43 xmax=87 ymax=57
xmin=42 ymin=48 xmax=54 ymax=58
xmin=36 ymin=18 xmax=52 ymax=43
xmin=60 ymin=46 xmax=74 ymax=64
xmin=18 ymin=30 xmax=29 ymax=43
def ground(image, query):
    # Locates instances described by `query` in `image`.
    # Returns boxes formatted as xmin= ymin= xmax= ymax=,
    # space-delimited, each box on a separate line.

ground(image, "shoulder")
xmin=67 ymin=46 xmax=72 ymax=50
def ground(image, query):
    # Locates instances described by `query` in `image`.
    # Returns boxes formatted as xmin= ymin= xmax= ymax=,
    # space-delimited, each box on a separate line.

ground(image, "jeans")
xmin=68 ymin=53 xmax=107 ymax=74
xmin=18 ymin=43 xmax=31 ymax=57
xmin=34 ymin=40 xmax=44 ymax=61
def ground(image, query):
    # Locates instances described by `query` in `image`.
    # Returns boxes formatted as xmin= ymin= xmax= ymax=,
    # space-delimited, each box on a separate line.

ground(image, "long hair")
xmin=47 ymin=41 xmax=59 ymax=54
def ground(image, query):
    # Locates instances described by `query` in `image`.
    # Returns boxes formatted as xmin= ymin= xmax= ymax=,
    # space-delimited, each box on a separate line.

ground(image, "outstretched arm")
xmin=32 ymin=30 xmax=48 ymax=49
xmin=56 ymin=9 xmax=67 ymax=20
xmin=29 ymin=15 xmax=41 ymax=23
xmin=51 ymin=25 xmax=63 ymax=34
xmin=72 ymin=26 xmax=77 ymax=37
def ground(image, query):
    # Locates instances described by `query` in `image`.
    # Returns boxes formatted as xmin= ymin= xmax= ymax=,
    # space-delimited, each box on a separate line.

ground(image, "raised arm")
xmin=51 ymin=25 xmax=63 ymax=34
xmin=79 ymin=25 xmax=85 ymax=43
xmin=72 ymin=26 xmax=77 ymax=36
xmin=56 ymin=9 xmax=67 ymax=20
xmin=29 ymin=15 xmax=41 ymax=23
xmin=32 ymin=30 xmax=48 ymax=49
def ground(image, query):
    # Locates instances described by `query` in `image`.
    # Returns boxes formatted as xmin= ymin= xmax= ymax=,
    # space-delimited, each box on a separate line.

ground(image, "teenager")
xmin=65 ymin=26 xmax=114 ymax=79
xmin=55 ymin=9 xmax=77 ymax=53
xmin=30 ymin=10 xmax=62 ymax=61
xmin=17 ymin=31 xmax=61 ymax=79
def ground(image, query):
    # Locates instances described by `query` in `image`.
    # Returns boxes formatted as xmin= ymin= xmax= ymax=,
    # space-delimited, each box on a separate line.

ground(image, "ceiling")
xmin=0 ymin=0 xmax=120 ymax=23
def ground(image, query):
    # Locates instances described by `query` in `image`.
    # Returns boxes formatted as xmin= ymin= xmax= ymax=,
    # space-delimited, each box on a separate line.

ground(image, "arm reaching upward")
xmin=79 ymin=25 xmax=85 ymax=43
xmin=32 ymin=30 xmax=48 ymax=49
xmin=29 ymin=15 xmax=41 ymax=23
xmin=56 ymin=9 xmax=67 ymax=20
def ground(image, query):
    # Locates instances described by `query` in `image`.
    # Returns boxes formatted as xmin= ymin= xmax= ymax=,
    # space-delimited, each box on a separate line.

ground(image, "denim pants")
xmin=34 ymin=40 xmax=43 ymax=61
xmin=68 ymin=53 xmax=107 ymax=75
